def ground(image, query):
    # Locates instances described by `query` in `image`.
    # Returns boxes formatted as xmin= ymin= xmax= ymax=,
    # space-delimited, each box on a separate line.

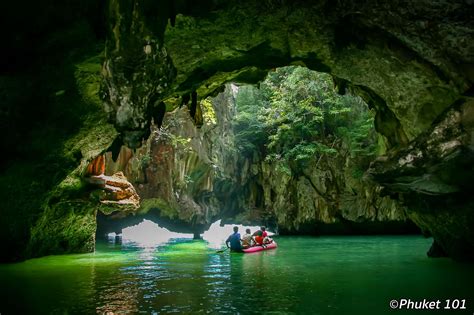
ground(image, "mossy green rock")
xmin=24 ymin=54 xmax=117 ymax=258
xmin=369 ymin=99 xmax=474 ymax=260
xmin=0 ymin=20 xmax=117 ymax=261
xmin=162 ymin=1 xmax=470 ymax=143
xmin=101 ymin=1 xmax=471 ymax=149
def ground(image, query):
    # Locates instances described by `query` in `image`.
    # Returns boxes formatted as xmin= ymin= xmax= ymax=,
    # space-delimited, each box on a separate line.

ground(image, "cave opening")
xmin=93 ymin=65 xmax=419 ymax=247
xmin=107 ymin=220 xmax=193 ymax=246
xmin=101 ymin=219 xmax=274 ymax=249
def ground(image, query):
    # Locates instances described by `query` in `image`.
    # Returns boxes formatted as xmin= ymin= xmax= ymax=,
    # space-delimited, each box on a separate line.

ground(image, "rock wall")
xmin=97 ymin=0 xmax=473 ymax=260
xmin=10 ymin=55 xmax=118 ymax=261
xmin=162 ymin=0 xmax=473 ymax=159
xmin=101 ymin=86 xmax=239 ymax=234
xmin=103 ymin=0 xmax=473 ymax=147
xmin=369 ymin=98 xmax=474 ymax=260
xmin=237 ymin=154 xmax=413 ymax=235
xmin=101 ymin=0 xmax=176 ymax=148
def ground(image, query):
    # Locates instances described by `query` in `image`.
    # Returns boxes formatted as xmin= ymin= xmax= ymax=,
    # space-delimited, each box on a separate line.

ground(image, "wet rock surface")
xmin=87 ymin=172 xmax=140 ymax=212
xmin=369 ymin=99 xmax=474 ymax=260
xmin=101 ymin=0 xmax=176 ymax=148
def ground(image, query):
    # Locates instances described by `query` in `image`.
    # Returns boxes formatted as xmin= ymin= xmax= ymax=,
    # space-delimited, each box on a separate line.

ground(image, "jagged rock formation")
xmin=87 ymin=172 xmax=140 ymax=212
xmin=99 ymin=87 xmax=240 ymax=235
xmin=369 ymin=99 xmax=474 ymax=260
xmin=101 ymin=0 xmax=176 ymax=148
xmin=238 ymin=153 xmax=414 ymax=235
xmin=104 ymin=1 xmax=472 ymax=148
xmin=98 ymin=85 xmax=414 ymax=237
xmin=85 ymin=155 xmax=106 ymax=176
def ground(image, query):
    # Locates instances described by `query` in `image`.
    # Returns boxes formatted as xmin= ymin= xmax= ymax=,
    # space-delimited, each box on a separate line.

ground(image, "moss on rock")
xmin=25 ymin=52 xmax=118 ymax=258
xmin=0 ymin=20 xmax=117 ymax=261
xmin=138 ymin=198 xmax=178 ymax=218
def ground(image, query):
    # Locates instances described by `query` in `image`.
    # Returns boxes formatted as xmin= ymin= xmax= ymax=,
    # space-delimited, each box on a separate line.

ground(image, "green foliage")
xmin=170 ymin=134 xmax=191 ymax=148
xmin=201 ymin=99 xmax=217 ymax=125
xmin=138 ymin=154 xmax=152 ymax=169
xmin=160 ymin=126 xmax=191 ymax=149
xmin=184 ymin=174 xmax=194 ymax=184
xmin=233 ymin=85 xmax=267 ymax=156
xmin=234 ymin=66 xmax=377 ymax=174
xmin=351 ymin=167 xmax=365 ymax=180
xmin=336 ymin=95 xmax=378 ymax=159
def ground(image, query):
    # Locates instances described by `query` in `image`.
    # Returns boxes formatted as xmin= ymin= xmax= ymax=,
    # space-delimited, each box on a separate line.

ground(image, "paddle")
xmin=216 ymin=247 xmax=229 ymax=253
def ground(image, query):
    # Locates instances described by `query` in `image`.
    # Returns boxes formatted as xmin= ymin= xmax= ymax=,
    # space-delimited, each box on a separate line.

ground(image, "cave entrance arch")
xmin=98 ymin=1 xmax=473 ymax=259
xmin=103 ymin=1 xmax=469 ymax=152
xmin=95 ymin=65 xmax=419 ymax=245
xmin=96 ymin=209 xmax=207 ymax=241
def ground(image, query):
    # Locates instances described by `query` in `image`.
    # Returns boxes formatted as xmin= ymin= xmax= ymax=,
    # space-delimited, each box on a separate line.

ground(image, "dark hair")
xmin=261 ymin=226 xmax=266 ymax=231
xmin=233 ymin=226 xmax=239 ymax=232
xmin=246 ymin=228 xmax=251 ymax=234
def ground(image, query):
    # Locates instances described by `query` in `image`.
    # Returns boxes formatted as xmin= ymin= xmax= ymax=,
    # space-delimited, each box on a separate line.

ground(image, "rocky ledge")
xmin=369 ymin=99 xmax=474 ymax=260
xmin=87 ymin=172 xmax=140 ymax=213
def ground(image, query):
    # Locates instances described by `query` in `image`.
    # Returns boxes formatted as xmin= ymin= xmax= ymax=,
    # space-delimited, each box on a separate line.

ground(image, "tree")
xmin=233 ymin=85 xmax=266 ymax=157
xmin=233 ymin=66 xmax=377 ymax=175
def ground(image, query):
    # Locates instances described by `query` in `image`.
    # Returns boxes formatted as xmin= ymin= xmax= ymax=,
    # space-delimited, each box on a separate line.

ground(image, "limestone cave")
xmin=0 ymin=1 xmax=473 ymax=314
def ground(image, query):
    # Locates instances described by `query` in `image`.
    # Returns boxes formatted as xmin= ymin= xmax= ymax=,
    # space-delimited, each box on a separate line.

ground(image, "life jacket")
xmin=255 ymin=235 xmax=264 ymax=245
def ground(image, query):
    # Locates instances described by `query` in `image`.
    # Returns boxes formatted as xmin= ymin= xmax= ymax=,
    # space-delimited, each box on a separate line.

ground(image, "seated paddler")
xmin=225 ymin=226 xmax=243 ymax=252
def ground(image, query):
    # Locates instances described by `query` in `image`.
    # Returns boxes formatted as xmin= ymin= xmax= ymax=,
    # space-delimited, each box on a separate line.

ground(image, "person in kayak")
xmin=261 ymin=226 xmax=274 ymax=244
xmin=253 ymin=230 xmax=264 ymax=246
xmin=226 ymin=226 xmax=243 ymax=252
xmin=241 ymin=228 xmax=253 ymax=248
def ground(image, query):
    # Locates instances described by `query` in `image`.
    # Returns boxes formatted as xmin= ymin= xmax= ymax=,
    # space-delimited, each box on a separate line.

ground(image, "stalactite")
xmin=86 ymin=154 xmax=105 ymax=176
xmin=151 ymin=101 xmax=167 ymax=128
xmin=108 ymin=137 xmax=123 ymax=163
xmin=190 ymin=91 xmax=198 ymax=119
xmin=180 ymin=94 xmax=190 ymax=108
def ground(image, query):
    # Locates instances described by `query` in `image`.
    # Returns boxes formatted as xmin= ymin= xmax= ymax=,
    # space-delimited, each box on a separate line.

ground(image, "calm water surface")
xmin=0 ymin=236 xmax=473 ymax=314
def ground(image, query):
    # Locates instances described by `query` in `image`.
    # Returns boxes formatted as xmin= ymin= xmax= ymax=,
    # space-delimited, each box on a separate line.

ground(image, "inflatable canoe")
xmin=242 ymin=242 xmax=277 ymax=253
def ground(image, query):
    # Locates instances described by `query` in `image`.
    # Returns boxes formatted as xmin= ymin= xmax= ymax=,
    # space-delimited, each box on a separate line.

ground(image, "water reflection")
xmin=94 ymin=230 xmax=338 ymax=314
xmin=99 ymin=221 xmax=195 ymax=311
xmin=2 ymin=236 xmax=472 ymax=314
xmin=93 ymin=246 xmax=143 ymax=314
xmin=93 ymin=240 xmax=225 ymax=314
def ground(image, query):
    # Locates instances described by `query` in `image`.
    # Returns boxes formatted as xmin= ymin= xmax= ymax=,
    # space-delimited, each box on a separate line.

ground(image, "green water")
xmin=0 ymin=236 xmax=473 ymax=314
